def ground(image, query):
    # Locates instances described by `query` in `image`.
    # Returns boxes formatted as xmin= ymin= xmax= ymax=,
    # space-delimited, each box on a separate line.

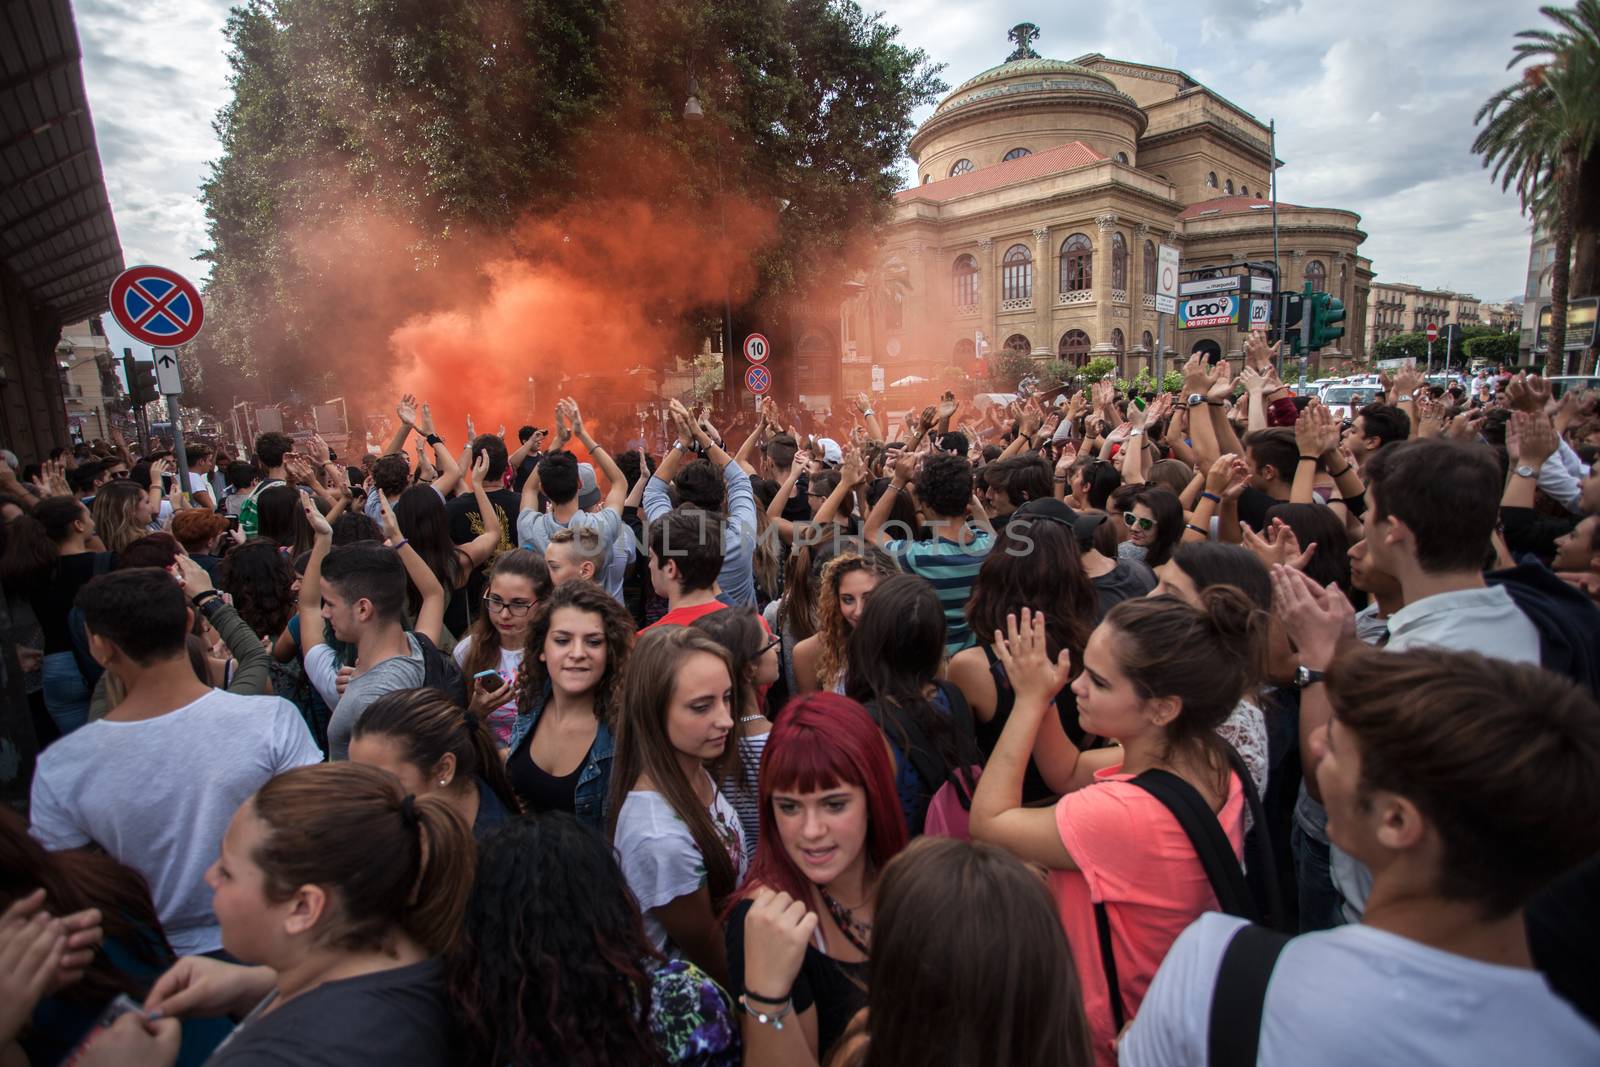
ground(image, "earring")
xmin=438 ymin=779 xmax=447 ymax=787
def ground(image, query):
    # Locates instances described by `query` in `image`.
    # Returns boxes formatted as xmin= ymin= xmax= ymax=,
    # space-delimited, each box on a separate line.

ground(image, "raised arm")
xmin=855 ymin=392 xmax=886 ymax=444
xmin=811 ymin=450 xmax=861 ymax=526
xmin=384 ymin=393 xmax=418 ymax=455
xmin=568 ymin=398 xmax=627 ymax=514
xmin=969 ymin=609 xmax=1078 ymax=869
xmin=378 ymin=492 xmax=446 ymax=643
xmin=865 ymin=451 xmax=917 ymax=546
xmin=458 ymin=451 xmax=503 ymax=570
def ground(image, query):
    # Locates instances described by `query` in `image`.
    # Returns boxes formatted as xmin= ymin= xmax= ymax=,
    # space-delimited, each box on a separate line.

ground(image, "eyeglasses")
xmin=1122 ymin=512 xmax=1155 ymax=531
xmin=759 ymin=635 xmax=781 ymax=656
xmin=482 ymin=593 xmax=535 ymax=617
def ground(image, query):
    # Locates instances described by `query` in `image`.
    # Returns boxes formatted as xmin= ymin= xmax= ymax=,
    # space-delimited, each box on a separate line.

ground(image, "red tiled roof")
xmin=895 ymin=141 xmax=1105 ymax=203
xmin=1176 ymin=194 xmax=1291 ymax=219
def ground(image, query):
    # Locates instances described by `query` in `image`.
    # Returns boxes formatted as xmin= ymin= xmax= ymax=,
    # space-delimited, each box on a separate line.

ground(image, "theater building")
xmin=794 ymin=33 xmax=1372 ymax=404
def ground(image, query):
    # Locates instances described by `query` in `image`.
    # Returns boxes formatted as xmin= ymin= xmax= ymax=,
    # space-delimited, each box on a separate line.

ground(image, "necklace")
xmin=738 ymin=714 xmax=767 ymax=724
xmin=820 ymin=888 xmax=872 ymax=955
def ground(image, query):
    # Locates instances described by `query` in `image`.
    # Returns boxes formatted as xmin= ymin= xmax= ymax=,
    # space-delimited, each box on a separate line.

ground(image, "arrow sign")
xmin=153 ymin=348 xmax=183 ymax=395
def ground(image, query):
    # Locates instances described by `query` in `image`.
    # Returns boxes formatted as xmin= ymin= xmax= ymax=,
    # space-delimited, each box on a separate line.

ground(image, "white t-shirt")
xmin=187 ymin=471 xmax=214 ymax=499
xmin=28 ymin=689 xmax=323 ymax=955
xmin=452 ymin=633 xmax=524 ymax=746
xmin=1121 ymin=913 xmax=1600 ymax=1067
xmin=614 ymin=778 xmax=747 ymax=955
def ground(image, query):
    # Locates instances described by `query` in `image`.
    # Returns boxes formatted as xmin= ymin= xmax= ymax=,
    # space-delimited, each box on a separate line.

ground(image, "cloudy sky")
xmin=79 ymin=0 xmax=1549 ymax=356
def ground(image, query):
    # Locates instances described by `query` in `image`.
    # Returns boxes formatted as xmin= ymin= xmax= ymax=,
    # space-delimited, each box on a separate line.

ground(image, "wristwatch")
xmin=1293 ymin=665 xmax=1327 ymax=690
xmin=1186 ymin=393 xmax=1206 ymax=407
xmin=1514 ymin=465 xmax=1537 ymax=479
xmin=425 ymin=433 xmax=442 ymax=446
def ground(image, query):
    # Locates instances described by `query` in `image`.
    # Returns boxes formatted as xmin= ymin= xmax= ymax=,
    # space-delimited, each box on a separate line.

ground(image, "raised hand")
xmin=308 ymin=433 xmax=331 ymax=464
xmin=419 ymin=402 xmax=436 ymax=437
xmin=1239 ymin=365 xmax=1267 ymax=396
xmin=375 ymin=492 xmax=402 ymax=545
xmin=1243 ymin=328 xmax=1277 ymax=372
xmin=1054 ymin=440 xmax=1079 ymax=478
xmin=396 ymin=393 xmax=418 ymax=428
xmin=1204 ymin=453 xmax=1240 ymax=496
xmin=991 ymin=606 xmax=1073 ymax=707
xmin=1391 ymin=362 xmax=1423 ymax=403
xmin=853 ymin=392 xmax=871 ymax=415
xmin=1181 ymin=353 xmax=1212 ymax=398
xmin=742 ymin=887 xmax=817 ymax=1009
xmin=1243 ymin=518 xmax=1316 ymax=570
xmin=840 ymin=448 xmax=867 ymax=488
xmin=1271 ymin=564 xmax=1354 ymax=670
xmin=1414 ymin=394 xmax=1445 ymax=439
xmin=1510 ymin=410 xmax=1558 ymax=468
xmin=892 ymin=449 xmax=919 ymax=483
xmin=918 ymin=405 xmax=938 ymax=431
xmin=465 ymin=413 xmax=477 ymax=442
xmin=302 ymin=494 xmax=333 ymax=540
xmin=789 ymin=448 xmax=812 ymax=476
xmin=937 ymin=391 xmax=960 ymax=420
xmin=468 ymin=449 xmax=491 ymax=491
xmin=1206 ymin=358 xmax=1235 ymax=402
xmin=1295 ymin=400 xmax=1339 ymax=458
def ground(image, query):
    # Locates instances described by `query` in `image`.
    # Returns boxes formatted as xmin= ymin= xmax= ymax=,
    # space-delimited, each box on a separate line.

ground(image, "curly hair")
xmin=815 ymin=547 xmax=900 ymax=691
xmin=219 ymin=539 xmax=298 ymax=640
xmin=516 ymin=581 xmax=635 ymax=724
xmin=447 ymin=814 xmax=662 ymax=1067
xmin=912 ymin=453 xmax=973 ymax=518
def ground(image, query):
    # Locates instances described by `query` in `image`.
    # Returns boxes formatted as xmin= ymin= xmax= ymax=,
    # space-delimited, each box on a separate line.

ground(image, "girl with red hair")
xmin=722 ymin=692 xmax=908 ymax=1065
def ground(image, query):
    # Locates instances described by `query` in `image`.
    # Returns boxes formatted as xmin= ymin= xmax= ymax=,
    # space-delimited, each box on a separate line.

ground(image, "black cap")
xmin=1009 ymin=498 xmax=1107 ymax=548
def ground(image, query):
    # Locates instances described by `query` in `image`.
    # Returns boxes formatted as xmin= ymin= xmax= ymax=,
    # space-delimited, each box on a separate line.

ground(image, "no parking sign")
xmin=745 ymin=365 xmax=772 ymax=395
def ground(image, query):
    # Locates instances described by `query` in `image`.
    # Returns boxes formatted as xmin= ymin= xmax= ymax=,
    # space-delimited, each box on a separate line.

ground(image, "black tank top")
xmin=972 ymin=644 xmax=1101 ymax=803
xmin=507 ymin=720 xmax=584 ymax=814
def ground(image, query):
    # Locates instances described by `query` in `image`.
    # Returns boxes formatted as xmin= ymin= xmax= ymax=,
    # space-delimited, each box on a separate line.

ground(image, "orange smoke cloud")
xmin=385 ymin=189 xmax=777 ymax=442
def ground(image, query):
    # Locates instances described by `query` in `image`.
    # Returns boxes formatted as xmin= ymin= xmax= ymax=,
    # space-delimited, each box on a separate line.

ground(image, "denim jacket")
xmin=505 ymin=681 xmax=614 ymax=832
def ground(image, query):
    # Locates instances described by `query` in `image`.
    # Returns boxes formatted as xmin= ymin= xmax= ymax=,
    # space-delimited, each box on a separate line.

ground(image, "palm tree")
xmin=1474 ymin=1 xmax=1600 ymax=372
xmin=843 ymin=259 xmax=911 ymax=383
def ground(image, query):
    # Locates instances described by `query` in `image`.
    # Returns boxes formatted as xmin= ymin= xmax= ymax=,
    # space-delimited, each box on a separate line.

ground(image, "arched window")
xmin=1002 ymin=244 xmax=1033 ymax=302
xmin=1002 ymin=147 xmax=1031 ymax=162
xmin=1306 ymin=259 xmax=1327 ymax=294
xmin=1003 ymin=333 xmax=1032 ymax=354
xmin=1115 ymin=151 xmax=1130 ymax=164
xmin=1225 ymin=179 xmax=1235 ymax=195
xmin=1206 ymin=172 xmax=1218 ymax=188
xmin=1240 ymin=184 xmax=1248 ymax=196
xmin=1060 ymin=233 xmax=1092 ymax=293
xmin=949 ymin=158 xmax=974 ymax=177
xmin=1059 ymin=330 xmax=1091 ymax=366
xmin=884 ymin=289 xmax=904 ymax=331
xmin=951 ymin=254 xmax=978 ymax=307
xmin=953 ymin=337 xmax=977 ymax=365
xmin=1111 ymin=232 xmax=1128 ymax=291
xmin=1143 ymin=240 xmax=1157 ymax=294
xmin=922 ymin=174 xmax=930 ymax=184
xmin=1111 ymin=328 xmax=1125 ymax=352
xmin=1141 ymin=330 xmax=1154 ymax=352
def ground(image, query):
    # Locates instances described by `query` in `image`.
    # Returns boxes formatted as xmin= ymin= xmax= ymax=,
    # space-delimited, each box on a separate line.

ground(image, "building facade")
xmin=1520 ymin=224 xmax=1559 ymax=363
xmin=795 ymin=34 xmax=1371 ymax=405
xmin=1365 ymin=282 xmax=1481 ymax=355
xmin=59 ymin=316 xmax=122 ymax=443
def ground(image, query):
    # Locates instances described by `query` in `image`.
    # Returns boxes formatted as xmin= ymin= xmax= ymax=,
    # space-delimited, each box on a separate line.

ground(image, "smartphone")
xmin=227 ymin=515 xmax=241 ymax=532
xmin=473 ymin=669 xmax=506 ymax=693
xmin=1132 ymin=397 xmax=1147 ymax=412
xmin=66 ymin=994 xmax=148 ymax=1062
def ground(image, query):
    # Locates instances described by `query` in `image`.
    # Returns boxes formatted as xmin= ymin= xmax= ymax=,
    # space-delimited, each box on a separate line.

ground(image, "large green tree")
xmin=192 ymin=0 xmax=944 ymax=413
xmin=1474 ymin=1 xmax=1600 ymax=372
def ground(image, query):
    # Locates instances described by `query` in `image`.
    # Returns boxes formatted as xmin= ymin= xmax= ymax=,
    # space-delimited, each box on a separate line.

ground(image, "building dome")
xmin=909 ymin=28 xmax=1146 ymax=180
xmin=930 ymin=58 xmax=1129 ymax=119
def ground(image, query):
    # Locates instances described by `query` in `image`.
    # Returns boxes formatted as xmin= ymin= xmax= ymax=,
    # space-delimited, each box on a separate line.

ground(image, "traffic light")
xmin=1304 ymin=283 xmax=1346 ymax=352
xmin=124 ymin=354 xmax=158 ymax=405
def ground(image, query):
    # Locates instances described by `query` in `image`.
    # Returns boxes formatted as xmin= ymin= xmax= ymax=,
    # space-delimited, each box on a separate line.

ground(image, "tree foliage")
xmin=193 ymin=0 xmax=945 ymax=409
xmin=1473 ymin=1 xmax=1600 ymax=370
xmin=1374 ymin=325 xmax=1504 ymax=367
xmin=983 ymin=348 xmax=1036 ymax=392
xmin=1462 ymin=332 xmax=1521 ymax=365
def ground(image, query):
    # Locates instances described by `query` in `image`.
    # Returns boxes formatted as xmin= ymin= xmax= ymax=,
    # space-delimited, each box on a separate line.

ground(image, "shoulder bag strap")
xmin=1095 ymin=901 xmax=1128 ymax=1034
xmin=870 ymin=700 xmax=949 ymax=800
xmin=1207 ymin=923 xmax=1291 ymax=1067
xmin=1130 ymin=769 xmax=1258 ymax=922
xmin=1220 ymin=740 xmax=1289 ymax=932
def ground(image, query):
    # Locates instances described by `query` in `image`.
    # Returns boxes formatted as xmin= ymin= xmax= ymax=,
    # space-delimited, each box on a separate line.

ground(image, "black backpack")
xmin=413 ymin=632 xmax=468 ymax=708
xmin=1095 ymin=743 xmax=1288 ymax=1036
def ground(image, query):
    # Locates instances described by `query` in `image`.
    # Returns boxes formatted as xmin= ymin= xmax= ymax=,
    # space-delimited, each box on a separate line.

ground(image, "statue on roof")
xmin=1007 ymin=23 xmax=1041 ymax=61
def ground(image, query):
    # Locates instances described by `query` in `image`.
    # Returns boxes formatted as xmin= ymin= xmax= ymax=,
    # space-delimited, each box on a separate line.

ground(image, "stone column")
xmin=1092 ymin=214 xmax=1119 ymax=361
xmin=977 ymin=237 xmax=996 ymax=363
xmin=1163 ymin=230 xmax=1183 ymax=370
xmin=1132 ymin=222 xmax=1152 ymax=375
xmin=1032 ymin=225 xmax=1053 ymax=358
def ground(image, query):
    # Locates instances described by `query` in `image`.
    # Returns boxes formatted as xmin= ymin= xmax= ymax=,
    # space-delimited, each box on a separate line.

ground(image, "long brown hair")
xmin=461 ymin=549 xmax=552 ymax=694
xmin=840 ymin=838 xmax=1093 ymax=1067
xmin=606 ymin=626 xmax=740 ymax=904
xmin=252 ymin=763 xmax=475 ymax=955
xmin=92 ymin=479 xmax=150 ymax=554
xmin=515 ymin=580 xmax=635 ymax=723
xmin=352 ymin=688 xmax=522 ymax=816
xmin=814 ymin=548 xmax=900 ymax=691
xmin=0 ymin=807 xmax=172 ymax=1003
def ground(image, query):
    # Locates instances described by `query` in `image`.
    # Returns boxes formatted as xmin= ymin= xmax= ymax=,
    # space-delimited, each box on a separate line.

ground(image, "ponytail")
xmin=353 ymin=689 xmax=523 ymax=818
xmin=1103 ymin=588 xmax=1266 ymax=740
xmin=253 ymin=763 xmax=474 ymax=956
xmin=405 ymin=793 xmax=477 ymax=953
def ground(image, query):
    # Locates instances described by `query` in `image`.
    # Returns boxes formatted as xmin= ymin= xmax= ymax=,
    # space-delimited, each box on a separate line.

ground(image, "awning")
xmin=1 ymin=0 xmax=124 ymax=323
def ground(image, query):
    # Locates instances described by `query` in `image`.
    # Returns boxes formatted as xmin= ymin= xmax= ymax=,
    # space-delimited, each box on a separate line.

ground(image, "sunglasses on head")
xmin=1122 ymin=512 xmax=1155 ymax=531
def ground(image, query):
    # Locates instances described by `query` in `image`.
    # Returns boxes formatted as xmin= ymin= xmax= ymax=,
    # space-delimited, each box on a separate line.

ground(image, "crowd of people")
xmin=2 ymin=336 xmax=1600 ymax=1066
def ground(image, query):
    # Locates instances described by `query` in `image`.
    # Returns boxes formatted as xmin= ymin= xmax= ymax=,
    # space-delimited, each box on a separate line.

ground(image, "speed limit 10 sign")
xmin=743 ymin=333 xmax=771 ymax=364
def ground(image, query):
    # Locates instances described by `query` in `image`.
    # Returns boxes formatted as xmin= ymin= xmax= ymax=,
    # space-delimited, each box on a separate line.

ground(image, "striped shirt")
xmin=883 ymin=529 xmax=994 ymax=656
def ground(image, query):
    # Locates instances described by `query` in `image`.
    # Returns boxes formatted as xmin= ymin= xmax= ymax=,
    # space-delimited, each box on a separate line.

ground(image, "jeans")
xmin=40 ymin=652 xmax=90 ymax=736
xmin=1292 ymin=821 xmax=1345 ymax=933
